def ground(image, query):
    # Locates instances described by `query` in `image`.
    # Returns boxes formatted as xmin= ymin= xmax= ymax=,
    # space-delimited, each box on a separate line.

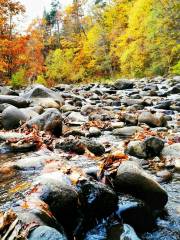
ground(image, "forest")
xmin=0 ymin=0 xmax=179 ymax=87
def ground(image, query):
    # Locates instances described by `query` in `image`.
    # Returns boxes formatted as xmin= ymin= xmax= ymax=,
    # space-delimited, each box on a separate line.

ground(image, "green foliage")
xmin=35 ymin=75 xmax=47 ymax=86
xmin=171 ymin=61 xmax=180 ymax=75
xmin=11 ymin=68 xmax=26 ymax=89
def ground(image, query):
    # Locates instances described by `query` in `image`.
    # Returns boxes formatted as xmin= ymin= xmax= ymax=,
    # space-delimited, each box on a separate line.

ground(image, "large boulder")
xmin=34 ymin=172 xmax=79 ymax=232
xmin=114 ymin=80 xmax=134 ymax=90
xmin=0 ymin=95 xmax=30 ymax=108
xmin=1 ymin=105 xmax=27 ymax=129
xmin=114 ymin=161 xmax=168 ymax=209
xmin=77 ymin=180 xmax=118 ymax=218
xmin=26 ymin=108 xmax=62 ymax=137
xmin=28 ymin=226 xmax=67 ymax=240
xmin=138 ymin=111 xmax=167 ymax=127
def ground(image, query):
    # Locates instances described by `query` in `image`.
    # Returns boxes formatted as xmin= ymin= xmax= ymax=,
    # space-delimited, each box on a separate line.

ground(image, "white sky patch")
xmin=18 ymin=0 xmax=72 ymax=32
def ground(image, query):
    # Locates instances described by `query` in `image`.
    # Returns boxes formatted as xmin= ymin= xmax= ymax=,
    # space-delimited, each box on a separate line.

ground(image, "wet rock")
xmin=126 ymin=141 xmax=147 ymax=158
xmin=2 ymin=106 xmax=27 ymax=130
xmin=116 ymin=194 xmax=155 ymax=232
xmin=28 ymin=226 xmax=67 ymax=240
xmin=77 ymin=180 xmax=118 ymax=218
xmin=114 ymin=80 xmax=134 ymax=90
xmin=161 ymin=143 xmax=180 ymax=158
xmin=84 ymin=221 xmax=107 ymax=240
xmin=0 ymin=95 xmax=30 ymax=108
xmin=120 ymin=224 xmax=141 ymax=240
xmin=26 ymin=108 xmax=62 ymax=137
xmin=112 ymin=126 xmax=143 ymax=137
xmin=61 ymin=104 xmax=77 ymax=112
xmin=87 ymin=127 xmax=101 ymax=137
xmin=168 ymin=83 xmax=180 ymax=94
xmin=84 ymin=140 xmax=105 ymax=156
xmin=138 ymin=111 xmax=167 ymax=127
xmin=144 ymin=137 xmax=164 ymax=157
xmin=56 ymin=138 xmax=85 ymax=154
xmin=156 ymin=170 xmax=172 ymax=183
xmin=114 ymin=161 xmax=168 ymax=209
xmin=35 ymin=172 xmax=79 ymax=231
xmin=154 ymin=100 xmax=172 ymax=110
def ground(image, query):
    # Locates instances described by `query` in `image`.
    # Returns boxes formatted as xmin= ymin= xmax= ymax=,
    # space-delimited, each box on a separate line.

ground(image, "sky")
xmin=19 ymin=0 xmax=72 ymax=30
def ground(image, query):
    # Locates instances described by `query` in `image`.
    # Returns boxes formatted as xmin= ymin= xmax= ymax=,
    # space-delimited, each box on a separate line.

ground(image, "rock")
xmin=84 ymin=221 xmax=107 ymax=240
xmin=112 ymin=126 xmax=143 ymax=137
xmin=2 ymin=106 xmax=27 ymax=129
xmin=116 ymin=194 xmax=155 ymax=232
xmin=124 ymin=113 xmax=138 ymax=125
xmin=35 ymin=172 xmax=79 ymax=231
xmin=0 ymin=103 xmax=12 ymax=113
xmin=114 ymin=80 xmax=134 ymax=90
xmin=168 ymin=83 xmax=180 ymax=94
xmin=77 ymin=180 xmax=118 ymax=218
xmin=120 ymin=224 xmax=141 ymax=240
xmin=114 ymin=161 xmax=168 ymax=209
xmin=20 ymin=108 xmax=39 ymax=119
xmin=0 ymin=86 xmax=19 ymax=96
xmin=144 ymin=137 xmax=164 ymax=157
xmin=26 ymin=108 xmax=62 ymax=137
xmin=23 ymin=84 xmax=63 ymax=101
xmin=161 ymin=143 xmax=180 ymax=158
xmin=28 ymin=226 xmax=67 ymax=240
xmin=126 ymin=141 xmax=147 ymax=158
xmin=67 ymin=111 xmax=87 ymax=123
xmin=31 ymin=98 xmax=61 ymax=109
xmin=64 ymin=129 xmax=85 ymax=137
xmin=84 ymin=140 xmax=105 ymax=156
xmin=138 ymin=111 xmax=167 ymax=127
xmin=111 ymin=122 xmax=125 ymax=129
xmin=174 ymin=159 xmax=180 ymax=171
xmin=61 ymin=104 xmax=77 ymax=112
xmin=156 ymin=170 xmax=172 ymax=183
xmin=55 ymin=138 xmax=85 ymax=155
xmin=84 ymin=166 xmax=99 ymax=180
xmin=81 ymin=105 xmax=97 ymax=116
xmin=87 ymin=127 xmax=101 ymax=137
xmin=0 ymin=95 xmax=30 ymax=108
xmin=154 ymin=100 xmax=172 ymax=109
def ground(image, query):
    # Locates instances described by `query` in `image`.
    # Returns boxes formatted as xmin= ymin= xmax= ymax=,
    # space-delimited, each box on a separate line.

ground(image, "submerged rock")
xmin=28 ymin=226 xmax=67 ymax=240
xmin=116 ymin=195 xmax=155 ymax=232
xmin=114 ymin=161 xmax=168 ymax=209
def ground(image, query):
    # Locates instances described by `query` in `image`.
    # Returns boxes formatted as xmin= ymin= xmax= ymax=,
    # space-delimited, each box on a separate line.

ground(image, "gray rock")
xmin=161 ymin=143 xmax=180 ymax=158
xmin=0 ymin=95 xmax=30 ymax=108
xmin=114 ymin=80 xmax=134 ymax=90
xmin=26 ymin=108 xmax=62 ymax=137
xmin=2 ymin=106 xmax=27 ymax=129
xmin=0 ymin=103 xmax=12 ymax=113
xmin=87 ymin=127 xmax=101 ymax=137
xmin=113 ymin=126 xmax=143 ymax=137
xmin=126 ymin=141 xmax=147 ymax=158
xmin=114 ymin=161 xmax=168 ymax=209
xmin=84 ymin=140 xmax=105 ymax=156
xmin=67 ymin=111 xmax=87 ymax=123
xmin=56 ymin=138 xmax=85 ymax=154
xmin=28 ymin=226 xmax=67 ymax=240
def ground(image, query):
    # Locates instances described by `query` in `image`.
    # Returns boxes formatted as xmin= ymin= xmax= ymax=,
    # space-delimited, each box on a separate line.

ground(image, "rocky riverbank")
xmin=0 ymin=76 xmax=180 ymax=239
